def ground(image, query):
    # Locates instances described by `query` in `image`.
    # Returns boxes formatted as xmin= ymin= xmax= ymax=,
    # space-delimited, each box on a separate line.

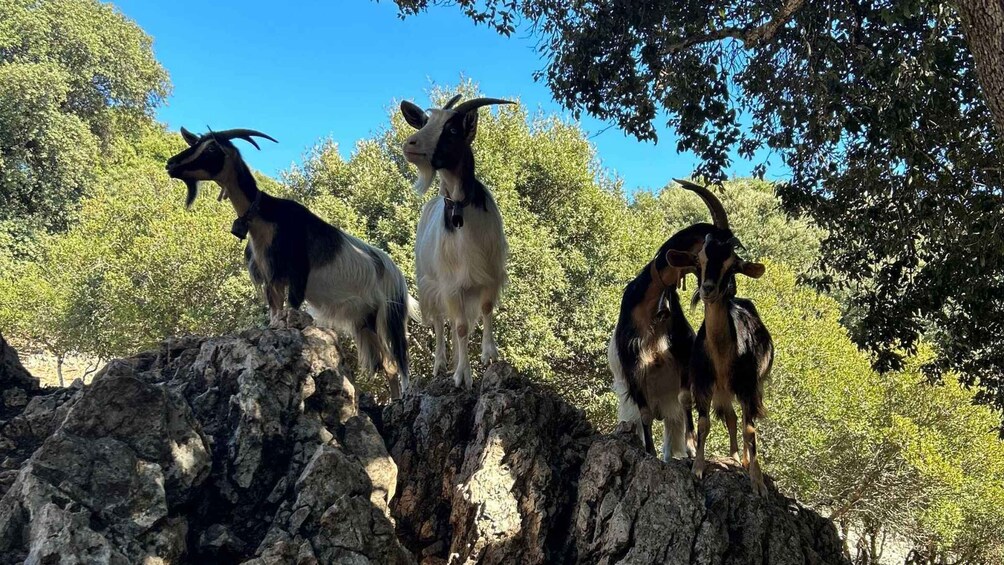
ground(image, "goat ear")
xmin=180 ymin=127 xmax=200 ymax=147
xmin=665 ymin=249 xmax=697 ymax=269
xmin=462 ymin=110 xmax=479 ymax=143
xmin=400 ymin=101 xmax=428 ymax=129
xmin=738 ymin=261 xmax=766 ymax=279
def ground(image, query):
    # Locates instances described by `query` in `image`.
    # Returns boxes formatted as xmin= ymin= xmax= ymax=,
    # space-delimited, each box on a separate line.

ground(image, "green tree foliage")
xmin=747 ymin=263 xmax=1004 ymax=564
xmin=0 ymin=0 xmax=169 ymax=254
xmin=390 ymin=0 xmax=1004 ymax=425
xmin=0 ymin=124 xmax=259 ymax=362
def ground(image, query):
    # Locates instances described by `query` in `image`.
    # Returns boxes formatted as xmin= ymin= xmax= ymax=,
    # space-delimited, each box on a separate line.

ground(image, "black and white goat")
xmin=399 ymin=95 xmax=511 ymax=389
xmin=165 ymin=127 xmax=417 ymax=399
xmin=666 ymin=179 xmax=775 ymax=496
xmin=607 ymin=180 xmax=734 ymax=461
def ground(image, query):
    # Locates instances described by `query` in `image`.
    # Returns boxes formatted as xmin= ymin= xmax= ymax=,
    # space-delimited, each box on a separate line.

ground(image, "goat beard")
xmin=184 ymin=179 xmax=199 ymax=209
xmin=412 ymin=162 xmax=436 ymax=195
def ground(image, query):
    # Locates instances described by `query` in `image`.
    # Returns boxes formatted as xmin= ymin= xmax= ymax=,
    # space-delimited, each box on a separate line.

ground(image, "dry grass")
xmin=16 ymin=349 xmax=102 ymax=388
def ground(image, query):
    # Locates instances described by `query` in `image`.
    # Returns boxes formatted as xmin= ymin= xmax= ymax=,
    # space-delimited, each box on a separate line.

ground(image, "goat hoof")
xmin=749 ymin=463 xmax=767 ymax=497
xmin=452 ymin=366 xmax=471 ymax=389
xmin=692 ymin=459 xmax=706 ymax=480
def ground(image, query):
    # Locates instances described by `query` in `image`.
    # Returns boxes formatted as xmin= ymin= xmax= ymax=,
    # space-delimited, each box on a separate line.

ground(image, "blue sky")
xmin=114 ymin=0 xmax=771 ymax=192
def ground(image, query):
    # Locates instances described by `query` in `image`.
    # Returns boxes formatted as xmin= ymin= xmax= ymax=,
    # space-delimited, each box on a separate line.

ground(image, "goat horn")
xmin=442 ymin=94 xmax=463 ymax=109
xmin=215 ymin=129 xmax=279 ymax=150
xmin=674 ymin=178 xmax=730 ymax=230
xmin=450 ymin=97 xmax=515 ymax=115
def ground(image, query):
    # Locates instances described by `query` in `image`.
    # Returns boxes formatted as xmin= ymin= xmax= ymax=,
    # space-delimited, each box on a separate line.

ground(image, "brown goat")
xmin=667 ymin=180 xmax=774 ymax=496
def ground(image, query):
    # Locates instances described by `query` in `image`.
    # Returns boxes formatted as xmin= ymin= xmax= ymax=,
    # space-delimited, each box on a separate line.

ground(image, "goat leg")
xmin=692 ymin=411 xmax=711 ymax=479
xmin=452 ymin=321 xmax=472 ymax=389
xmin=479 ymin=293 xmax=499 ymax=365
xmin=723 ymin=405 xmax=741 ymax=464
xmin=266 ymin=283 xmax=287 ymax=329
xmin=743 ymin=416 xmax=768 ymax=497
xmin=433 ymin=318 xmax=448 ymax=375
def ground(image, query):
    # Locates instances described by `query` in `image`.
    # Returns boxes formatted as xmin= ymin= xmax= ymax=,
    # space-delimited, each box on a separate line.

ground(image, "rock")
xmin=0 ymin=333 xmax=36 ymax=400
xmin=0 ymin=325 xmax=851 ymax=565
xmin=0 ymin=326 xmax=409 ymax=564
xmin=0 ymin=334 xmax=81 ymax=499
xmin=574 ymin=437 xmax=849 ymax=564
xmin=383 ymin=362 xmax=851 ymax=565
xmin=383 ymin=362 xmax=595 ymax=563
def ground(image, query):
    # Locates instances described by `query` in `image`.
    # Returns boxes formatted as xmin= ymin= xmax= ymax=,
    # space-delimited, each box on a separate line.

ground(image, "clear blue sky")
xmin=114 ymin=0 xmax=771 ymax=192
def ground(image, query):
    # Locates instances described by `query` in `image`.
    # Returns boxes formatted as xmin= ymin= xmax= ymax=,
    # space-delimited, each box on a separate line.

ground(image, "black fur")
xmin=253 ymin=192 xmax=345 ymax=309
xmin=614 ymin=223 xmax=724 ymax=411
xmin=366 ymin=247 xmax=386 ymax=280
xmin=386 ymin=288 xmax=410 ymax=382
xmin=439 ymin=150 xmax=489 ymax=233
xmin=361 ymin=310 xmax=381 ymax=372
xmin=169 ymin=135 xmax=346 ymax=312
xmin=690 ymin=298 xmax=774 ymax=421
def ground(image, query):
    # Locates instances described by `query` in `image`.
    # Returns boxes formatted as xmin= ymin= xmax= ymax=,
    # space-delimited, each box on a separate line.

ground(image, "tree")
xmin=0 ymin=124 xmax=261 ymax=362
xmin=0 ymin=0 xmax=169 ymax=256
xmin=390 ymin=0 xmax=1004 ymax=424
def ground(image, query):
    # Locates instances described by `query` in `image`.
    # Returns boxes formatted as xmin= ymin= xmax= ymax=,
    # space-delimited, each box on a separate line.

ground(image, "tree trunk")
xmin=56 ymin=354 xmax=64 ymax=388
xmin=955 ymin=0 xmax=1004 ymax=139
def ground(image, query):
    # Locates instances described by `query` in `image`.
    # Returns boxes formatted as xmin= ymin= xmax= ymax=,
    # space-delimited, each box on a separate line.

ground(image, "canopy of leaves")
xmin=747 ymin=263 xmax=1004 ymax=564
xmin=391 ymin=0 xmax=1004 ymax=427
xmin=0 ymin=124 xmax=260 ymax=361
xmin=0 ymin=0 xmax=169 ymax=254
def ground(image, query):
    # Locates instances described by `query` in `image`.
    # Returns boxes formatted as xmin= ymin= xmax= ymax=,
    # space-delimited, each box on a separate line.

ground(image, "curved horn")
xmin=674 ymin=178 xmax=730 ymax=230
xmin=215 ymin=129 xmax=279 ymax=150
xmin=451 ymin=97 xmax=515 ymax=115
xmin=442 ymin=94 xmax=463 ymax=109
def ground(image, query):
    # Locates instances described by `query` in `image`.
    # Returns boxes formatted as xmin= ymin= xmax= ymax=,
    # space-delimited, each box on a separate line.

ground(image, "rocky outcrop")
xmin=382 ymin=363 xmax=593 ymax=564
xmin=0 ymin=317 xmax=408 ymax=564
xmin=382 ymin=364 xmax=850 ymax=565
xmin=574 ymin=439 xmax=848 ymax=564
xmin=0 ymin=333 xmax=71 ymax=500
xmin=0 ymin=324 xmax=850 ymax=564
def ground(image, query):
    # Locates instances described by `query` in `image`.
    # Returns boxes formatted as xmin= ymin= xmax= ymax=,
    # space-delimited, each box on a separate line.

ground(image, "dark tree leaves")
xmin=391 ymin=0 xmax=1004 ymax=424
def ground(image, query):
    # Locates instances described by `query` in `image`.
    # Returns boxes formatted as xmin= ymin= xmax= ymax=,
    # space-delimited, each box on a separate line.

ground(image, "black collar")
xmin=231 ymin=191 xmax=262 ymax=240
xmin=444 ymin=195 xmax=468 ymax=229
xmin=444 ymin=195 xmax=468 ymax=209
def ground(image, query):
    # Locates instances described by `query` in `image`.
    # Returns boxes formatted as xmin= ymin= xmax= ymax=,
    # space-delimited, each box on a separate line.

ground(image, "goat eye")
xmin=449 ymin=127 xmax=458 ymax=135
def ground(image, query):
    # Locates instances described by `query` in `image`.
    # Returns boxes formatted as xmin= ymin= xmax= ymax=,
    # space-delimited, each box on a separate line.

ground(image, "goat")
xmin=165 ymin=127 xmax=417 ymax=399
xmin=666 ymin=179 xmax=774 ymax=496
xmin=607 ymin=179 xmax=734 ymax=461
xmin=399 ymin=95 xmax=512 ymax=389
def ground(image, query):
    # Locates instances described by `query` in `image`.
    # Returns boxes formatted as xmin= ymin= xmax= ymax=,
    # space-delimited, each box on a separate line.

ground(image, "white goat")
xmin=166 ymin=127 xmax=418 ymax=399
xmin=399 ymin=95 xmax=511 ymax=389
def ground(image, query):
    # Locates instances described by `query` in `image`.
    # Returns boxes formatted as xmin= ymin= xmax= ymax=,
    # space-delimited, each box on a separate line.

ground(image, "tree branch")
xmin=664 ymin=0 xmax=807 ymax=53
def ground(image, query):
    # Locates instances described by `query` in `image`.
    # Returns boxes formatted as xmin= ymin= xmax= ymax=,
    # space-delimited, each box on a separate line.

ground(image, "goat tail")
xmin=407 ymin=294 xmax=423 ymax=324
xmin=385 ymin=289 xmax=410 ymax=385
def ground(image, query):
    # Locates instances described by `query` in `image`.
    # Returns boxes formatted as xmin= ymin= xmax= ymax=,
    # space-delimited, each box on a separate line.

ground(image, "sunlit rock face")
xmin=0 ymin=323 xmax=849 ymax=565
